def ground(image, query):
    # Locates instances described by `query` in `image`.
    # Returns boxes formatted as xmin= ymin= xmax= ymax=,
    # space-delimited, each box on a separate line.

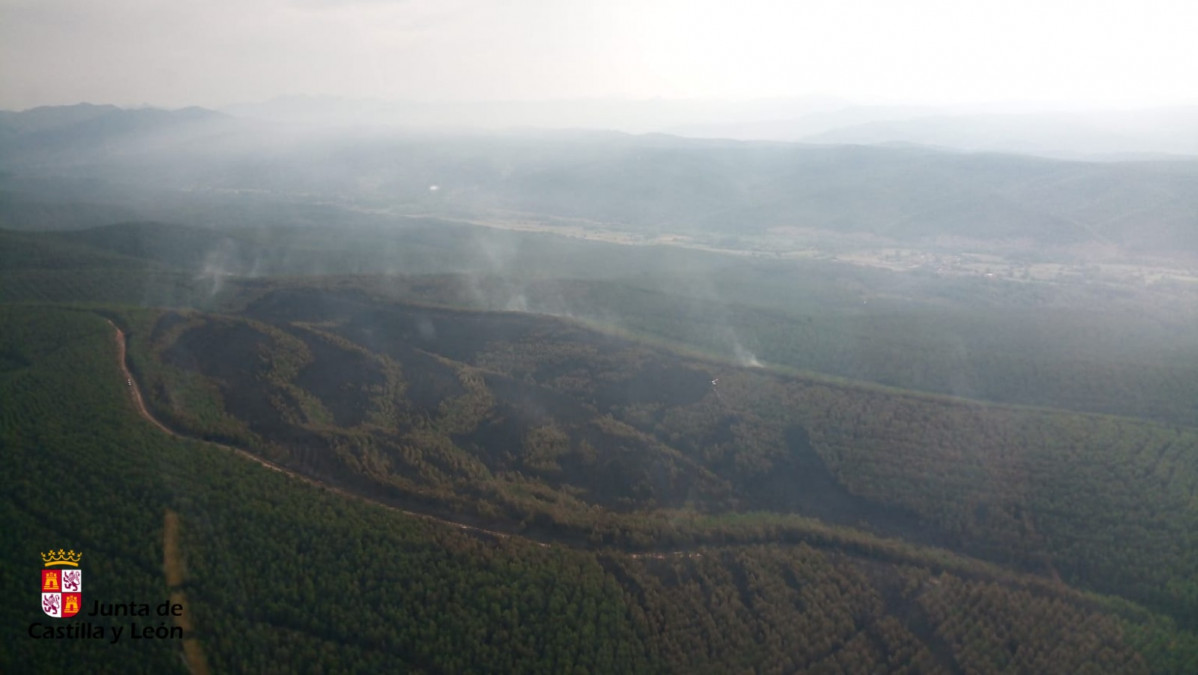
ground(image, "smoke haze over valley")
xmin=3 ymin=1 xmax=1198 ymax=672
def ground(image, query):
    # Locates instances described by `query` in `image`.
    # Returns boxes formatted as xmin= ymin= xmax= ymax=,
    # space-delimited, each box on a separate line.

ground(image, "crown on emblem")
xmin=41 ymin=549 xmax=83 ymax=567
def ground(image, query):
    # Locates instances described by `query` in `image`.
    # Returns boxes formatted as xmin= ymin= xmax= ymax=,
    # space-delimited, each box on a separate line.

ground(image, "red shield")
xmin=41 ymin=567 xmax=82 ymax=618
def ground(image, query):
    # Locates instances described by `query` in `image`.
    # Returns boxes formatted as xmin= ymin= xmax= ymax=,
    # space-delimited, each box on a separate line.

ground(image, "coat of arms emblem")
xmin=41 ymin=549 xmax=82 ymax=618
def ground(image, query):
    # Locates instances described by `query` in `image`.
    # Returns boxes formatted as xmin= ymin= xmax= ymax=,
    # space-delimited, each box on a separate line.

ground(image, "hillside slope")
xmin=3 ymin=306 xmax=1196 ymax=672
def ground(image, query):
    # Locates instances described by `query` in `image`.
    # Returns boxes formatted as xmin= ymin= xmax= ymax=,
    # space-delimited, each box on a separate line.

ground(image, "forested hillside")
xmin=5 ymin=222 xmax=1197 ymax=430
xmin=7 ymin=1 xmax=1198 ymax=671
xmin=107 ymin=286 xmax=1198 ymax=628
xmin=3 ymin=199 xmax=1196 ymax=672
xmin=3 ymin=307 xmax=1195 ymax=672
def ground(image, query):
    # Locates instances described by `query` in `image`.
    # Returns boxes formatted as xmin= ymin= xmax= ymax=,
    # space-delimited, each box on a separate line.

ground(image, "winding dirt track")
xmin=103 ymin=321 xmax=613 ymax=553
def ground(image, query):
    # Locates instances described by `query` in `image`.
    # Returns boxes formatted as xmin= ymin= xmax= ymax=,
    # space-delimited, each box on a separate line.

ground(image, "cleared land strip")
xmin=163 ymin=508 xmax=210 ymax=675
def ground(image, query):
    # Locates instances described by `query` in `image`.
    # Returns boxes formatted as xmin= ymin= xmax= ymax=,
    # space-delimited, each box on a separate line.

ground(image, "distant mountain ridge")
xmin=2 ymin=103 xmax=1197 ymax=258
xmin=0 ymin=102 xmax=224 ymax=129
xmin=215 ymin=95 xmax=1198 ymax=160
xmin=0 ymin=103 xmax=234 ymax=159
xmin=798 ymin=108 xmax=1198 ymax=160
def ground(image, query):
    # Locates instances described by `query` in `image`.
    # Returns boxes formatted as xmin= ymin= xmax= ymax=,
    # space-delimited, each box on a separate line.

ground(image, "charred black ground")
xmin=139 ymin=287 xmax=1004 ymax=558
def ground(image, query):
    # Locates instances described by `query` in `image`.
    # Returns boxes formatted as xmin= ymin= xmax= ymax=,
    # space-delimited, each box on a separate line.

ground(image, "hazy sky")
xmin=2 ymin=0 xmax=1196 ymax=110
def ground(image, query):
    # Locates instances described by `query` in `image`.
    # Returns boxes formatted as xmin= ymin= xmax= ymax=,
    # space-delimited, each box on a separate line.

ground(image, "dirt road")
xmin=110 ymin=321 xmax=173 ymax=437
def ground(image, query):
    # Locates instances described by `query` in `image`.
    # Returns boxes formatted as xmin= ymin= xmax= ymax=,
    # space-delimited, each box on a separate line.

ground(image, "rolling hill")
xmin=3 ymin=104 xmax=1198 ymax=257
xmin=3 ymin=106 xmax=1198 ymax=671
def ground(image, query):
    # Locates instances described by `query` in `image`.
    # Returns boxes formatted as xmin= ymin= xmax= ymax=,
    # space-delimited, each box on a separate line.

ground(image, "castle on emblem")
xmin=41 ymin=549 xmax=83 ymax=619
